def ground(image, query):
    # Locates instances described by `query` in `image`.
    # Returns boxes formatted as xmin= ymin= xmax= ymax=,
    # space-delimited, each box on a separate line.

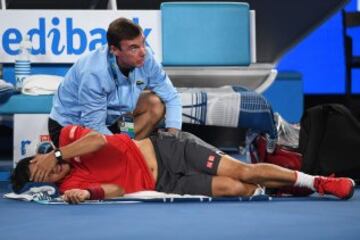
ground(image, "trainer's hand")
xmin=30 ymin=152 xmax=57 ymax=182
xmin=62 ymin=189 xmax=90 ymax=204
xmin=166 ymin=128 xmax=179 ymax=135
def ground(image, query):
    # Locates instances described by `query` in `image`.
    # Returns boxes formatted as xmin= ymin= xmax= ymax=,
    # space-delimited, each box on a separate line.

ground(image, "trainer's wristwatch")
xmin=54 ymin=149 xmax=63 ymax=162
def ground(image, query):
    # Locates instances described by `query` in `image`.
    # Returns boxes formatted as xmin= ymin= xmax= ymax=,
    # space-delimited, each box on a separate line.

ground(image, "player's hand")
xmin=30 ymin=152 xmax=57 ymax=182
xmin=62 ymin=189 xmax=91 ymax=204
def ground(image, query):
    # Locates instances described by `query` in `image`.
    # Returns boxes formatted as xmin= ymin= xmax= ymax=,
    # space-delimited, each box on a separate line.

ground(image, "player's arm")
xmin=62 ymin=184 xmax=125 ymax=204
xmin=58 ymin=131 xmax=107 ymax=160
xmin=30 ymin=131 xmax=107 ymax=181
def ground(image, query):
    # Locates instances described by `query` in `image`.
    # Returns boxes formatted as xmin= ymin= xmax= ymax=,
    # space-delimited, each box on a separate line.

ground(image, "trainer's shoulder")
xmin=73 ymin=46 xmax=111 ymax=84
xmin=76 ymin=46 xmax=109 ymax=72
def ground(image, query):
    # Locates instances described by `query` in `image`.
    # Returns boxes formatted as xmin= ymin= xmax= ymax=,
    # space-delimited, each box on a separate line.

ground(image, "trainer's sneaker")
xmin=314 ymin=176 xmax=355 ymax=200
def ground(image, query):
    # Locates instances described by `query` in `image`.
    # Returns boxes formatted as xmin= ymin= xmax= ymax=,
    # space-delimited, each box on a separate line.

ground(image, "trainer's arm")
xmin=63 ymin=184 xmax=124 ymax=204
xmin=146 ymin=48 xmax=182 ymax=130
xmin=30 ymin=131 xmax=106 ymax=182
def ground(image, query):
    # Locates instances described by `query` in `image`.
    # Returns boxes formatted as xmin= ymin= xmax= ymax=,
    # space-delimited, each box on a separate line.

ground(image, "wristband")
xmin=87 ymin=187 xmax=105 ymax=200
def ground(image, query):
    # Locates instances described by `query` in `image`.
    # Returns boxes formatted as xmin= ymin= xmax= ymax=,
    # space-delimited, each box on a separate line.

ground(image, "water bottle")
xmin=15 ymin=36 xmax=32 ymax=90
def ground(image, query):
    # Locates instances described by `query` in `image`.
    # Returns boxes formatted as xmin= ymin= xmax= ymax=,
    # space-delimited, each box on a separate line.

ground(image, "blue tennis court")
xmin=1 ymin=181 xmax=359 ymax=240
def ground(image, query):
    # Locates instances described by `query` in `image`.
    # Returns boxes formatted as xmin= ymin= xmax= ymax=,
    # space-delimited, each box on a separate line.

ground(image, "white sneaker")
xmin=266 ymin=134 xmax=277 ymax=154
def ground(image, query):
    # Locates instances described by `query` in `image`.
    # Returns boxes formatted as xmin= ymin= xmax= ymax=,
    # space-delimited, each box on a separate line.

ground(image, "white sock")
xmin=294 ymin=171 xmax=315 ymax=191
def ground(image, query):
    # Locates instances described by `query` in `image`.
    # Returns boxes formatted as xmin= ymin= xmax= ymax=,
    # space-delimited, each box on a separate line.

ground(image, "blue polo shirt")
xmin=50 ymin=46 xmax=182 ymax=134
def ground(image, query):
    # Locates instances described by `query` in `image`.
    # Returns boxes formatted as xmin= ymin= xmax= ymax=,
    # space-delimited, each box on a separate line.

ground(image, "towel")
xmin=3 ymin=183 xmax=59 ymax=201
xmin=21 ymin=74 xmax=63 ymax=96
xmin=35 ymin=191 xmax=271 ymax=205
xmin=3 ymin=186 xmax=270 ymax=204
xmin=179 ymin=86 xmax=241 ymax=127
xmin=178 ymin=86 xmax=277 ymax=141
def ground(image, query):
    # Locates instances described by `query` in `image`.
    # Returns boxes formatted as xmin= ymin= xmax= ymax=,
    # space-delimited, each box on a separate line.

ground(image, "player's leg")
xmin=217 ymin=155 xmax=355 ymax=199
xmin=211 ymin=176 xmax=259 ymax=197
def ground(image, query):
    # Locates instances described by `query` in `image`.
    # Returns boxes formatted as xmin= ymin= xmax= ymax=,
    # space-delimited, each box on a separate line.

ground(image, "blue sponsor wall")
xmin=1 ymin=17 xmax=149 ymax=59
xmin=1 ymin=1 xmax=358 ymax=94
xmin=278 ymin=0 xmax=360 ymax=94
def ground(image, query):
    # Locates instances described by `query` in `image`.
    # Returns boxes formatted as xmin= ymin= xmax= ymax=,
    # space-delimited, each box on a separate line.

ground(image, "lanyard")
xmin=108 ymin=52 xmax=135 ymax=112
xmin=108 ymin=52 xmax=120 ymax=86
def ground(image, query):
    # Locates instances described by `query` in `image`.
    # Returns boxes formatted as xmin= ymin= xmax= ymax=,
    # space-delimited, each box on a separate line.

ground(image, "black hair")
xmin=11 ymin=156 xmax=33 ymax=193
xmin=106 ymin=17 xmax=143 ymax=49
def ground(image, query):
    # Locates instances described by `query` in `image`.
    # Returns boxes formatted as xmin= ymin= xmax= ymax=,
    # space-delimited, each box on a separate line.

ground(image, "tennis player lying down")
xmin=12 ymin=125 xmax=355 ymax=204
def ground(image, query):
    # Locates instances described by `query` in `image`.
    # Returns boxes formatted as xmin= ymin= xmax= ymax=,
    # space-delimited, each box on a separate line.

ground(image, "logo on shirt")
xmin=74 ymin=156 xmax=82 ymax=163
xmin=40 ymin=135 xmax=51 ymax=142
xmin=136 ymin=80 xmax=144 ymax=86
xmin=206 ymin=155 xmax=215 ymax=169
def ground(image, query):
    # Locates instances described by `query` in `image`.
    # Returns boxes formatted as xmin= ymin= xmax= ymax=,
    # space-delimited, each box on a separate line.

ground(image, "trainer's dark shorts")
xmin=150 ymin=131 xmax=225 ymax=196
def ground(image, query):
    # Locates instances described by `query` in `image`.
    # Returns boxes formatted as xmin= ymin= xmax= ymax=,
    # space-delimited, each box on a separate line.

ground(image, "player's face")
xmin=29 ymin=162 xmax=71 ymax=183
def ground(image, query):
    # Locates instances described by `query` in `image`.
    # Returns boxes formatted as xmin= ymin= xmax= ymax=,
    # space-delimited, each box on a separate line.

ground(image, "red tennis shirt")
xmin=57 ymin=125 xmax=156 ymax=194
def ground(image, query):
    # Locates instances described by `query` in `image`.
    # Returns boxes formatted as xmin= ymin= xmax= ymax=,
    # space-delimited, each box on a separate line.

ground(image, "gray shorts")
xmin=150 ymin=131 xmax=224 ymax=196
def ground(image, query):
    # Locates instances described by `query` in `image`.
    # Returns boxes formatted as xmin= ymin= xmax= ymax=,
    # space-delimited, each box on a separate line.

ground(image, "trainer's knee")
xmin=137 ymin=92 xmax=165 ymax=121
xmin=147 ymin=94 xmax=165 ymax=118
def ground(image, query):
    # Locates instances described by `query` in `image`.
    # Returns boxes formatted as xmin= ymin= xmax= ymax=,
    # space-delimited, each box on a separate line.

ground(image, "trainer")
xmin=48 ymin=17 xmax=182 ymax=146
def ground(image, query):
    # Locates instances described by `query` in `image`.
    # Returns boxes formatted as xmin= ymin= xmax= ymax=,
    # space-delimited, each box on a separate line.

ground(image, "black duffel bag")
xmin=298 ymin=104 xmax=360 ymax=183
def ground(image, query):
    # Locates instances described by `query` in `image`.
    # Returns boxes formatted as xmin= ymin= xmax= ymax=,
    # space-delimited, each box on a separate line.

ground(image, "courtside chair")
xmin=161 ymin=1 xmax=277 ymax=93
